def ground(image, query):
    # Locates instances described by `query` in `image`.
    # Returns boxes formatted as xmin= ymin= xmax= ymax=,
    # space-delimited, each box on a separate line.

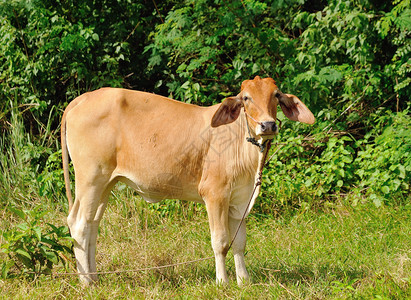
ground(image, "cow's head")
xmin=211 ymin=76 xmax=315 ymax=139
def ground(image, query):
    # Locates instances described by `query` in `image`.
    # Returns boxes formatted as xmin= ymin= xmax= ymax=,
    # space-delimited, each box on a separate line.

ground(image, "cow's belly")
xmin=117 ymin=172 xmax=204 ymax=204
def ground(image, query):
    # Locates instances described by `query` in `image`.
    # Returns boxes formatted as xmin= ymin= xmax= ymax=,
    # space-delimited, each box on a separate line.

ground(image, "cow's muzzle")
xmin=260 ymin=121 xmax=278 ymax=134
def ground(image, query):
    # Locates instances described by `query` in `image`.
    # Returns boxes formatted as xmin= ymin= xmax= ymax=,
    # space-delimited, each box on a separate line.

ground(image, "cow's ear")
xmin=211 ymin=97 xmax=242 ymax=127
xmin=279 ymin=94 xmax=315 ymax=124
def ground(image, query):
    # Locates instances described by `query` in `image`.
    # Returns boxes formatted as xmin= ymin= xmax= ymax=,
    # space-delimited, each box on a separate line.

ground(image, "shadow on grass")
xmin=97 ymin=262 xmax=366 ymax=296
xmin=250 ymin=260 xmax=366 ymax=287
xmin=105 ymin=258 xmax=365 ymax=287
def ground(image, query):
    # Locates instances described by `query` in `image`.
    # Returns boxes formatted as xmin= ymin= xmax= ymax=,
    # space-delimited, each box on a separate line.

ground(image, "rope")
xmin=243 ymin=106 xmax=281 ymax=153
xmin=36 ymin=256 xmax=215 ymax=277
xmin=244 ymin=108 xmax=268 ymax=153
xmin=264 ymin=142 xmax=285 ymax=167
xmin=227 ymin=139 xmax=272 ymax=251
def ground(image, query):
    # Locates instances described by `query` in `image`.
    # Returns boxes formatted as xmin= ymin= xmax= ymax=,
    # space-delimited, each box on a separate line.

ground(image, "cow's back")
xmin=64 ymin=88 xmax=217 ymax=202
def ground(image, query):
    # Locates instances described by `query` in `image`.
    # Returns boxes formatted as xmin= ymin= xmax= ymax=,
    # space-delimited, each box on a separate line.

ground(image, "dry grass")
xmin=1 ymin=189 xmax=410 ymax=299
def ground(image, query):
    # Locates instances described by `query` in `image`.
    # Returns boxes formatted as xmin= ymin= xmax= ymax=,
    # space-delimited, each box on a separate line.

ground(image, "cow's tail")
xmin=61 ymin=96 xmax=87 ymax=213
xmin=61 ymin=107 xmax=74 ymax=213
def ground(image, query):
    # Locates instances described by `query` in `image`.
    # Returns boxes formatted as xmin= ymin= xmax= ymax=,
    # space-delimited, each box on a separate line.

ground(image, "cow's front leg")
xmin=228 ymin=215 xmax=250 ymax=286
xmin=205 ymin=197 xmax=230 ymax=284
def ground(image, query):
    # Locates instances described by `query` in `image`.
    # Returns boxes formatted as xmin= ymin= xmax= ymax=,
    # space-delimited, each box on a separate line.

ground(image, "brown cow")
xmin=61 ymin=76 xmax=314 ymax=286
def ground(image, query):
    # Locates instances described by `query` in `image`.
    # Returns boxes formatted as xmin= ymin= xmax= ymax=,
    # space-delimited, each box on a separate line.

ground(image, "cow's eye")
xmin=243 ymin=96 xmax=249 ymax=101
xmin=275 ymin=93 xmax=281 ymax=98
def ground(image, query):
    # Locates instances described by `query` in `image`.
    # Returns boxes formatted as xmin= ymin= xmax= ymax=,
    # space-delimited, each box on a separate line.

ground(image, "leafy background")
xmin=0 ymin=0 xmax=410 ymax=284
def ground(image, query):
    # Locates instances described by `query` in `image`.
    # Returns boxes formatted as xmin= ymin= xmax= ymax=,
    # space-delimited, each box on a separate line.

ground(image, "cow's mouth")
xmin=260 ymin=133 xmax=277 ymax=138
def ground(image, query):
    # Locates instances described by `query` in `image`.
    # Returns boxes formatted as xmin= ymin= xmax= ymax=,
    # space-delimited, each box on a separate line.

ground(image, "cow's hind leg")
xmin=67 ymin=176 xmax=113 ymax=285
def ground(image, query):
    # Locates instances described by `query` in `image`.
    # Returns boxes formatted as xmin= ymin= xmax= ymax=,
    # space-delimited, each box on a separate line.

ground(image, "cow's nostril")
xmin=261 ymin=121 xmax=277 ymax=133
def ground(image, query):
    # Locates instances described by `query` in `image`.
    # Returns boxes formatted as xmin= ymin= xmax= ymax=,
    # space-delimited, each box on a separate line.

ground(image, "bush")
xmin=354 ymin=109 xmax=410 ymax=206
xmin=1 ymin=206 xmax=73 ymax=279
xmin=257 ymin=107 xmax=410 ymax=215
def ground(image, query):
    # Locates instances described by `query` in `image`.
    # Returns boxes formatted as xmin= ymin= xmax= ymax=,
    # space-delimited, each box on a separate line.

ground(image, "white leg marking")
xmin=67 ymin=182 xmax=110 ymax=285
xmin=229 ymin=214 xmax=250 ymax=286
xmin=205 ymin=200 xmax=230 ymax=284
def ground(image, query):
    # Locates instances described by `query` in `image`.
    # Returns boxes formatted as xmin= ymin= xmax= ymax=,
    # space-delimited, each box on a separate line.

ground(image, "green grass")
xmin=1 ymin=190 xmax=410 ymax=299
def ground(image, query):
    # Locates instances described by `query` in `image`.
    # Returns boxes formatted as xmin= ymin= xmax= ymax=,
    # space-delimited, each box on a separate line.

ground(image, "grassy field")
xmin=1 ymin=188 xmax=410 ymax=299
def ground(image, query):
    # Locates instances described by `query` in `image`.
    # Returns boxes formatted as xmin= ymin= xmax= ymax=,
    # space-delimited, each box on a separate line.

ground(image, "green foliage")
xmin=0 ymin=99 xmax=61 ymax=207
xmin=149 ymin=199 xmax=206 ymax=220
xmin=146 ymin=0 xmax=410 ymax=111
xmin=354 ymin=109 xmax=410 ymax=206
xmin=1 ymin=206 xmax=73 ymax=279
xmin=36 ymin=149 xmax=66 ymax=199
xmin=331 ymin=277 xmax=358 ymax=298
xmin=304 ymin=136 xmax=355 ymax=197
xmin=0 ymin=0 xmax=172 ymax=119
xmin=145 ymin=0 xmax=299 ymax=105
xmin=259 ymin=107 xmax=410 ymax=215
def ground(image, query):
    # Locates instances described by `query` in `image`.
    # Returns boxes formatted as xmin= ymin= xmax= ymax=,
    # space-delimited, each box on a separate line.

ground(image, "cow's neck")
xmin=228 ymin=112 xmax=268 ymax=180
